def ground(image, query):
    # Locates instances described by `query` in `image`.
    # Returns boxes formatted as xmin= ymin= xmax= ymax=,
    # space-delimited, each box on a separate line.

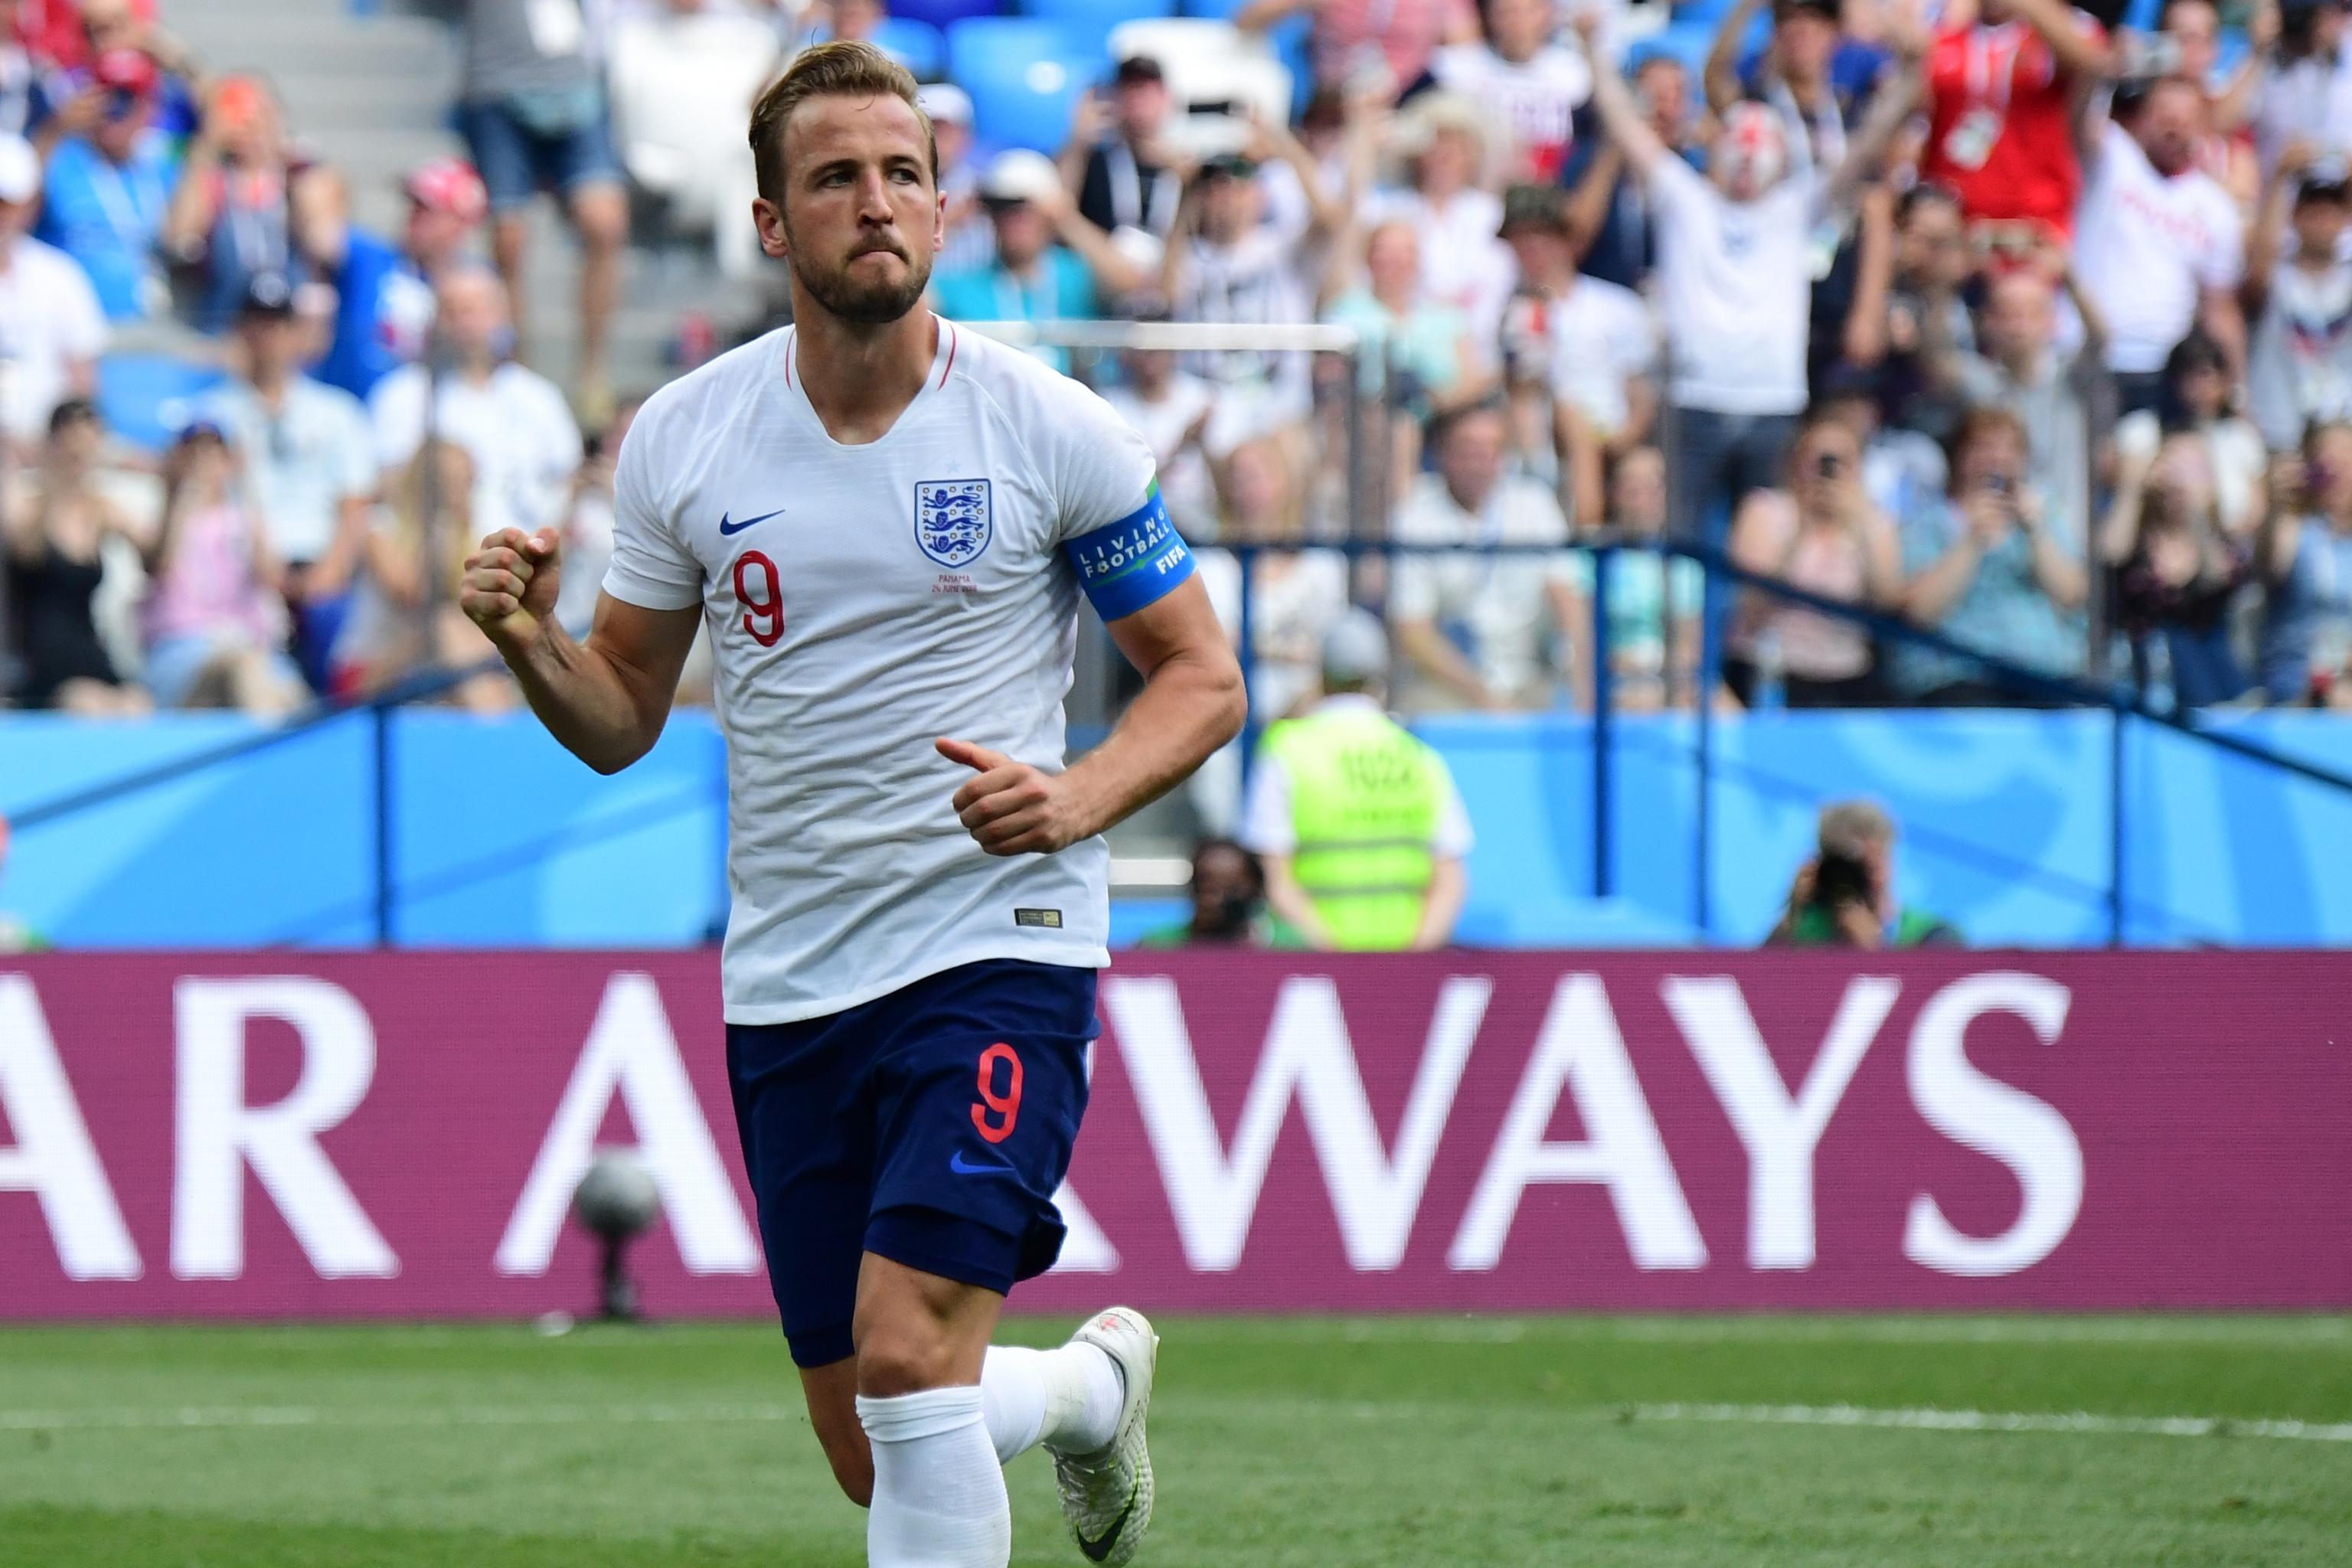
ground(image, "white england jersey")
xmin=603 ymin=320 xmax=1191 ymax=1024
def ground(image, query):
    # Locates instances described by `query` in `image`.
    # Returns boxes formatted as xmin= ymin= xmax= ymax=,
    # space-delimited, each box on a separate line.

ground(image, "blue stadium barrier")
xmin=9 ymin=706 xmax=2351 ymax=950
xmin=949 ymin=18 xmax=1101 ymax=152
xmin=875 ymin=17 xmax=950 ymax=80
xmin=1021 ymin=0 xmax=1181 ymax=57
xmin=97 ymin=353 xmax=228 ymax=453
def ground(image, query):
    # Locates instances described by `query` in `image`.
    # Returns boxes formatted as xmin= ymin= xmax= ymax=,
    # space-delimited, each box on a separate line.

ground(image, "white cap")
xmin=980 ymin=148 xmax=1061 ymax=205
xmin=0 ymin=134 xmax=41 ymax=205
xmin=916 ymin=83 xmax=972 ymax=126
xmin=1321 ymin=609 xmax=1390 ymax=687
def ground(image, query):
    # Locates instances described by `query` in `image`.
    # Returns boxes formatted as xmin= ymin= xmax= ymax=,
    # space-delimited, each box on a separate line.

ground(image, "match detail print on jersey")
xmin=1063 ymin=482 xmax=1194 ymax=622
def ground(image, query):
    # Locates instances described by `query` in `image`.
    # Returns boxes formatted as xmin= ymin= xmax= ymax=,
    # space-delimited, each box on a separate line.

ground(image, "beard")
xmin=790 ymin=228 xmax=933 ymax=325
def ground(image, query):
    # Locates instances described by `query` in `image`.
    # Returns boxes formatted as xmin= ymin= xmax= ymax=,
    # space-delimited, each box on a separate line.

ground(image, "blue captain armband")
xmin=1063 ymin=483 xmax=1195 ymax=621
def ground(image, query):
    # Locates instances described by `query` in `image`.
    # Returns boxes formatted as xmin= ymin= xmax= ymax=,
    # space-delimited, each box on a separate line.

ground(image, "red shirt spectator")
xmin=1920 ymin=0 xmax=2109 ymax=239
xmin=21 ymin=0 xmax=154 ymax=72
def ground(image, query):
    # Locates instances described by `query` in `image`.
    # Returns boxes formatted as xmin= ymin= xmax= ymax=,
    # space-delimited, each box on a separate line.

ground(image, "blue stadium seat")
xmin=874 ymin=16 xmax=948 ymax=79
xmin=97 ymin=353 xmax=227 ymax=453
xmin=1626 ymin=19 xmax=1718 ymax=81
xmin=2122 ymin=0 xmax=2163 ymax=30
xmin=1021 ymin=0 xmax=1178 ymax=58
xmin=890 ymin=0 xmax=1005 ymax=29
xmin=949 ymin=18 xmax=1100 ymax=152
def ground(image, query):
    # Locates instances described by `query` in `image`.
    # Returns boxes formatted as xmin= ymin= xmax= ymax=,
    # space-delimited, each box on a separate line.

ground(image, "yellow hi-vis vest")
xmin=1262 ymin=703 xmax=1446 ymax=951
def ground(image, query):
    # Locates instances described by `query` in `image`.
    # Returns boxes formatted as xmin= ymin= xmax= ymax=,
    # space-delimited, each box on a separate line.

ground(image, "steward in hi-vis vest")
xmin=1239 ymin=611 xmax=1474 ymax=952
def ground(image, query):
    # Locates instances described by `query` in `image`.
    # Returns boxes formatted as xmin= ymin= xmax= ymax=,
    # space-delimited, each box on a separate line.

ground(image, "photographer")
xmin=1765 ymin=799 xmax=1963 ymax=948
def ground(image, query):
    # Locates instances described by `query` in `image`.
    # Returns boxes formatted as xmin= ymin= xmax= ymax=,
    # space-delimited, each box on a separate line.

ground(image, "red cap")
xmin=403 ymin=156 xmax=488 ymax=225
xmin=93 ymin=47 xmax=158 ymax=99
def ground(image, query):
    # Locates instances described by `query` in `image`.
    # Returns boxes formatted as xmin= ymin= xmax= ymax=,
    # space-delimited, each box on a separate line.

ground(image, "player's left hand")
xmin=939 ymin=737 xmax=1094 ymax=857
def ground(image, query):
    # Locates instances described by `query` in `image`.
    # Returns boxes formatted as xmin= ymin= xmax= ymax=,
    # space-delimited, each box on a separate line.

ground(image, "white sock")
xmin=979 ymin=1342 xmax=1124 ymax=1464
xmin=855 ymin=1386 xmax=1010 ymax=1568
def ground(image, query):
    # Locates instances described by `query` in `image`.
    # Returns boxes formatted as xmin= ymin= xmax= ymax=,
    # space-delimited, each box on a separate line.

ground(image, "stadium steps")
xmin=159 ymin=0 xmax=761 ymax=406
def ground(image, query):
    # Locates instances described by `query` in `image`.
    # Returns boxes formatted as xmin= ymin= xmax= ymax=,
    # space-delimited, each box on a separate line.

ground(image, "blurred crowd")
xmin=9 ymin=0 xmax=2352 ymax=724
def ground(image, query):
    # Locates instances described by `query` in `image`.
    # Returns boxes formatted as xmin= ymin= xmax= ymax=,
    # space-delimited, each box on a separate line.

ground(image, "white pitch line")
xmin=5 ymin=1400 xmax=2350 ymax=1445
xmin=1632 ymin=1402 xmax=2352 ymax=1443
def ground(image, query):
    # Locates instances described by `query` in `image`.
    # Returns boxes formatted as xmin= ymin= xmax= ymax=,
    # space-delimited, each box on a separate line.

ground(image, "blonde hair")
xmin=749 ymin=40 xmax=934 ymax=207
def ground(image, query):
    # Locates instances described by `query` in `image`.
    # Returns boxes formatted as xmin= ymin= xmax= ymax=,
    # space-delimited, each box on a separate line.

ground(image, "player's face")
xmin=766 ymin=93 xmax=942 ymax=326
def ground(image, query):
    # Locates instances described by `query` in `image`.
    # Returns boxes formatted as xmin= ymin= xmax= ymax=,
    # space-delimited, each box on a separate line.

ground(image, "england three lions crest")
xmin=915 ymin=479 xmax=993 ymax=569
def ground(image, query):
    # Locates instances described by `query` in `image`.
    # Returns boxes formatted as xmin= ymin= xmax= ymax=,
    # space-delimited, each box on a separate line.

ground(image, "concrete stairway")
xmin=156 ymin=0 xmax=765 ymax=403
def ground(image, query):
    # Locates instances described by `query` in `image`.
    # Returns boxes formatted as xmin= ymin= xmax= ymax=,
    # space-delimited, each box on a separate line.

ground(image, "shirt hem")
xmin=720 ymin=940 xmax=1112 ymax=1025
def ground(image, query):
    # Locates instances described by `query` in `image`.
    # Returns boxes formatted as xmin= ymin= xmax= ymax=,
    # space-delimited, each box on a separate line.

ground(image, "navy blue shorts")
xmin=725 ymin=959 xmax=1098 ymax=1370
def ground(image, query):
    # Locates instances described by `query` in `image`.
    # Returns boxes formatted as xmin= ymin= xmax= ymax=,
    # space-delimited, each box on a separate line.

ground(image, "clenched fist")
xmin=461 ymin=527 xmax=563 ymax=653
xmin=939 ymin=737 xmax=1093 ymax=857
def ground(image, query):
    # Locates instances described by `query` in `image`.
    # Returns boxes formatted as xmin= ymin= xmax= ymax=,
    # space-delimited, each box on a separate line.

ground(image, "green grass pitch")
xmin=4 ymin=1315 xmax=2349 ymax=1566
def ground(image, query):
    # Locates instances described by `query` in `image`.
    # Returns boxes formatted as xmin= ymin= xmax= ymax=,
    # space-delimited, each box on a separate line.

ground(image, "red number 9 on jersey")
xmin=972 ymin=1042 xmax=1023 ymax=1145
xmin=733 ymin=550 xmax=784 ymax=647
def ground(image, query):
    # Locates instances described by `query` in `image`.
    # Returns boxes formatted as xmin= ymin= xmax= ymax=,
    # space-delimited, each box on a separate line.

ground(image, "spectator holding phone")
xmin=1764 ymin=798 xmax=1962 ymax=947
xmin=4 ymin=399 xmax=149 ymax=715
xmin=1063 ymin=57 xmax=1184 ymax=252
xmin=1726 ymin=407 xmax=1905 ymax=706
xmin=2256 ymin=424 xmax=2352 ymax=703
xmin=2102 ymin=429 xmax=2254 ymax=707
xmin=1894 ymin=406 xmax=2089 ymax=703
xmin=162 ymin=74 xmax=303 ymax=335
xmin=140 ymin=421 xmax=306 ymax=716
xmin=1945 ymin=247 xmax=2106 ymax=553
xmin=2246 ymin=145 xmax=2352 ymax=451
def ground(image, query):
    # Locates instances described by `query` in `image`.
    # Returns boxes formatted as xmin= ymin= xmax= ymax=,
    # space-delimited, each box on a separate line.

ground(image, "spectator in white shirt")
xmin=1497 ymin=181 xmax=1655 ymax=505
xmin=1163 ymin=154 xmax=1318 ymax=441
xmin=198 ymin=272 xmax=380 ymax=690
xmin=1390 ymin=400 xmax=1583 ymax=711
xmin=1102 ymin=329 xmax=1223 ymax=544
xmin=2075 ymin=78 xmax=2248 ymax=416
xmin=1432 ymin=0 xmax=1593 ymax=184
xmin=2246 ymin=146 xmax=2352 ymax=450
xmin=0 ymin=133 xmax=104 ymax=453
xmin=1368 ymin=93 xmax=1518 ymax=371
xmin=1574 ymin=9 xmax=1918 ymax=546
xmin=369 ymin=266 xmax=582 ymax=547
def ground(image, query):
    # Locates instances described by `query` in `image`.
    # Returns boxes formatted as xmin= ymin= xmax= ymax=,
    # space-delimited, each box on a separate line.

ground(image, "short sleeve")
xmin=333 ymin=393 xmax=375 ymax=499
xmin=599 ymin=406 xmax=704 ymax=611
xmin=369 ymin=369 xmax=425 ymax=473
xmin=2197 ymin=194 xmax=2246 ymax=291
xmin=1236 ymin=750 xmax=1296 ymax=855
xmin=55 ymin=255 xmax=106 ymax=360
xmin=1042 ymin=372 xmax=1197 ymax=621
xmin=1432 ymin=766 xmax=1474 ymax=858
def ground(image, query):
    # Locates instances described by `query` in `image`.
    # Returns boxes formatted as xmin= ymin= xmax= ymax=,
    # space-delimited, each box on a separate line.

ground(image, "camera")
xmin=1811 ymin=850 xmax=1874 ymax=911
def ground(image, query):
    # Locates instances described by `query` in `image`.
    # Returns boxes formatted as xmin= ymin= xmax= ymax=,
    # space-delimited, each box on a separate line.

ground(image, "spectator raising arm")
xmin=1031 ymin=179 xmax=1151 ymax=302
xmin=2001 ymin=0 xmax=2115 ymax=83
xmin=1702 ymin=0 xmax=1772 ymax=119
xmin=1841 ymin=185 xmax=1899 ymax=367
xmin=1573 ymin=15 xmax=1671 ymax=178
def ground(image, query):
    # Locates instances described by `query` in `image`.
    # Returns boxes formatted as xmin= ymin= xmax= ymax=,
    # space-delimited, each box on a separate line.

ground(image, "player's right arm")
xmin=460 ymin=528 xmax=701 ymax=775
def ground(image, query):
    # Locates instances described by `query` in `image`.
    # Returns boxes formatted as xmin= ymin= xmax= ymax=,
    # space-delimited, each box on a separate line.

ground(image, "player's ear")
xmin=754 ymin=196 xmax=789 ymax=262
xmin=932 ymin=188 xmax=946 ymax=256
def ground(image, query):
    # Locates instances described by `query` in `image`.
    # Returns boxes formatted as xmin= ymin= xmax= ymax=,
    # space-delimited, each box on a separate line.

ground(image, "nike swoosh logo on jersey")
xmin=1077 ymin=1474 xmax=1141 ymax=1562
xmin=949 ymin=1150 xmax=1018 ymax=1178
xmin=718 ymin=508 xmax=786 ymax=536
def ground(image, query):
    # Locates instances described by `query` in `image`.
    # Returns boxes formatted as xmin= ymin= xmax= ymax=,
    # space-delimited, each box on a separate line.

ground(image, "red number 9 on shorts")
xmin=971 ymin=1042 xmax=1022 ymax=1145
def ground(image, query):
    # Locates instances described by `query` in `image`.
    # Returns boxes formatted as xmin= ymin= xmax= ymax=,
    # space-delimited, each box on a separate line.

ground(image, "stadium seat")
xmin=1022 ymin=0 xmax=1178 ymax=58
xmin=890 ymin=0 xmax=1005 ymax=30
xmin=1107 ymin=19 xmax=1292 ymax=128
xmin=874 ymin=16 xmax=949 ymax=80
xmin=949 ymin=18 xmax=1100 ymax=152
xmin=97 ymin=352 xmax=228 ymax=453
xmin=1625 ymin=19 xmax=1717 ymax=80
